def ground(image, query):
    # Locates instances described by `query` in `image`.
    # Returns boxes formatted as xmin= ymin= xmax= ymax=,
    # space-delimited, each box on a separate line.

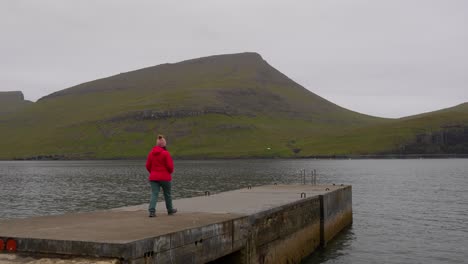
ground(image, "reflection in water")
xmin=1 ymin=159 xmax=467 ymax=264
xmin=303 ymin=226 xmax=355 ymax=263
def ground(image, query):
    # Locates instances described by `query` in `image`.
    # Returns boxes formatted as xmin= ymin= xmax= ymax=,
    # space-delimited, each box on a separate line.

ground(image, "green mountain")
xmin=387 ymin=103 xmax=468 ymax=154
xmin=0 ymin=52 xmax=466 ymax=159
xmin=0 ymin=91 xmax=32 ymax=115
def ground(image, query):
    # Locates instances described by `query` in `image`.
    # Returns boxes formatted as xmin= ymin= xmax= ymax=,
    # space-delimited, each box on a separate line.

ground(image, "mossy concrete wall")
xmin=242 ymin=196 xmax=322 ymax=264
xmin=239 ymin=186 xmax=352 ymax=264
xmin=320 ymin=186 xmax=353 ymax=247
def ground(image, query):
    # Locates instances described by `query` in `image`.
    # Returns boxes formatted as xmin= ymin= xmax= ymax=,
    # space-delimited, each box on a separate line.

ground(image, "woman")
xmin=145 ymin=135 xmax=177 ymax=217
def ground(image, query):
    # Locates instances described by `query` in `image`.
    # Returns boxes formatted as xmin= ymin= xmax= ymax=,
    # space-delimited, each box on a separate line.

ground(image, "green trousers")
xmin=148 ymin=181 xmax=173 ymax=213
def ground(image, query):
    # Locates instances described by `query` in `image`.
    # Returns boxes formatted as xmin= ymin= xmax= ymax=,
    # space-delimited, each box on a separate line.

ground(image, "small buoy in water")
xmin=266 ymin=147 xmax=271 ymax=150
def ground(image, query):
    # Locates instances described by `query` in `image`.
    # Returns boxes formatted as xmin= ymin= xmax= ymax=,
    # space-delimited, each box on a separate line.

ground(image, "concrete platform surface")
xmin=0 ymin=184 xmax=348 ymax=263
xmin=0 ymin=185 xmax=341 ymax=244
xmin=117 ymin=184 xmax=342 ymax=214
xmin=0 ymin=211 xmax=240 ymax=243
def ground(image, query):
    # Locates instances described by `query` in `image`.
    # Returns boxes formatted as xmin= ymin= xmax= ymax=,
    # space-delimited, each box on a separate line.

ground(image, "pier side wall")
xmin=245 ymin=196 xmax=322 ymax=264
xmin=128 ymin=220 xmax=244 ymax=264
xmin=320 ymin=186 xmax=353 ymax=247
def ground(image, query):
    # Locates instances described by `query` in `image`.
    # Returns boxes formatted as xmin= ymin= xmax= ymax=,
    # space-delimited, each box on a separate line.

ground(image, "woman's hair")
xmin=157 ymin=134 xmax=167 ymax=147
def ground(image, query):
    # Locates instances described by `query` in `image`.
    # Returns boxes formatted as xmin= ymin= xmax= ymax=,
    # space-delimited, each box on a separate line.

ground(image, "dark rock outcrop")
xmin=107 ymin=107 xmax=240 ymax=122
xmin=0 ymin=91 xmax=25 ymax=102
xmin=400 ymin=125 xmax=468 ymax=154
xmin=0 ymin=91 xmax=32 ymax=115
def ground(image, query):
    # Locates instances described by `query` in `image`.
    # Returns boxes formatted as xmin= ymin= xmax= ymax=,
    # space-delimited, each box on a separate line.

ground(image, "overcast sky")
xmin=1 ymin=0 xmax=467 ymax=118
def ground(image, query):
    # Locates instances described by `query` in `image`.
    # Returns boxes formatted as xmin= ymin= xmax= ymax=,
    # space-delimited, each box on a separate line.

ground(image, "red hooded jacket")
xmin=146 ymin=146 xmax=174 ymax=181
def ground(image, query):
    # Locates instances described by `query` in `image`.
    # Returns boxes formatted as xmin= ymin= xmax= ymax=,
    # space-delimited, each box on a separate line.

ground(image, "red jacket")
xmin=146 ymin=146 xmax=174 ymax=181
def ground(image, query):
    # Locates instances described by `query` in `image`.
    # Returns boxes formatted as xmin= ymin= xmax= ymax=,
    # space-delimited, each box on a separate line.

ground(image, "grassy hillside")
xmin=298 ymin=103 xmax=468 ymax=155
xmin=0 ymin=52 xmax=466 ymax=159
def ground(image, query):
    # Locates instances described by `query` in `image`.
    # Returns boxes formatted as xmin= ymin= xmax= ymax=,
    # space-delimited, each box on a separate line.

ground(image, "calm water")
xmin=0 ymin=159 xmax=467 ymax=263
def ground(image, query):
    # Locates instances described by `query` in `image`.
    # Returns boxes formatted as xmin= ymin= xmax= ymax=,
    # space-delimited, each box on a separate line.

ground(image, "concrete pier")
xmin=0 ymin=185 xmax=352 ymax=264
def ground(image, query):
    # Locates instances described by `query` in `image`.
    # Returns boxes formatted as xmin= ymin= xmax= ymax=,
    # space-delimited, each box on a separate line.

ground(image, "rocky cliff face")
xmin=400 ymin=125 xmax=468 ymax=154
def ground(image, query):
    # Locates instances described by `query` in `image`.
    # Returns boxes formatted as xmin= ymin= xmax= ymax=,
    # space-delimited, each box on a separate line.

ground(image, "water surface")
xmin=0 ymin=159 xmax=467 ymax=263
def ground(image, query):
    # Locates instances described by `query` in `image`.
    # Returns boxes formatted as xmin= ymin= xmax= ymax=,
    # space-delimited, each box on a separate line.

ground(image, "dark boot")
xmin=149 ymin=211 xmax=156 ymax=218
xmin=168 ymin=208 xmax=177 ymax=215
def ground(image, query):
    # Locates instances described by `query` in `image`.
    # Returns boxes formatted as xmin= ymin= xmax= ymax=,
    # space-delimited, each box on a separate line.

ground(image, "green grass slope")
xmin=299 ymin=103 xmax=468 ymax=155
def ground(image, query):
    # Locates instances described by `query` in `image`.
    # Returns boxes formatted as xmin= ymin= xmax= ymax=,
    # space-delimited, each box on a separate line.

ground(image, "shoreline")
xmin=2 ymin=153 xmax=468 ymax=161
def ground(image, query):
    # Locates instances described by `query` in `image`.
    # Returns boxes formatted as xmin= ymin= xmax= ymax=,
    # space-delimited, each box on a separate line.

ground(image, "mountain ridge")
xmin=0 ymin=52 xmax=466 ymax=159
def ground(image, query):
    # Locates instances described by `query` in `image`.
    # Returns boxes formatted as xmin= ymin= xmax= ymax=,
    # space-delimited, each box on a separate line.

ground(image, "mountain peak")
xmin=0 ymin=91 xmax=25 ymax=102
xmin=186 ymin=52 xmax=263 ymax=61
xmin=39 ymin=52 xmax=272 ymax=101
xmin=174 ymin=52 xmax=265 ymax=67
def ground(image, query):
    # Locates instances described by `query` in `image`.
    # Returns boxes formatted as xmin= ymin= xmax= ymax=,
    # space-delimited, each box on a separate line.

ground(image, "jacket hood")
xmin=151 ymin=146 xmax=165 ymax=156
